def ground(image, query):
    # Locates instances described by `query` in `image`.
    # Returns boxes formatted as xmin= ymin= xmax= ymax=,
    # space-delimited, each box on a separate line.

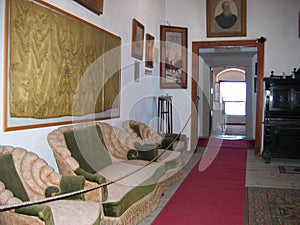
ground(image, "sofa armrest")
xmin=59 ymin=176 xmax=85 ymax=200
xmin=160 ymin=133 xmax=188 ymax=150
xmin=127 ymin=149 xmax=158 ymax=161
xmin=45 ymin=176 xmax=85 ymax=201
xmin=45 ymin=186 xmax=60 ymax=198
xmin=15 ymin=205 xmax=54 ymax=225
xmin=127 ymin=142 xmax=158 ymax=161
xmin=75 ymin=168 xmax=108 ymax=201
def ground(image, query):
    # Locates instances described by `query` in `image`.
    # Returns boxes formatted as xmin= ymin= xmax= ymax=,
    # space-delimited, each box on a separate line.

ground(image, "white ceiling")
xmin=199 ymin=47 xmax=257 ymax=67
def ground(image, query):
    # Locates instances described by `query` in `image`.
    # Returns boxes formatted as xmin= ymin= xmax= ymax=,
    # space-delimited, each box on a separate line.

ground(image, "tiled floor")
xmin=138 ymin=145 xmax=300 ymax=224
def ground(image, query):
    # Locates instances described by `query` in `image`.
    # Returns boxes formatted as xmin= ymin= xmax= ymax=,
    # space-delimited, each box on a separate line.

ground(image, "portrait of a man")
xmin=207 ymin=0 xmax=246 ymax=37
xmin=215 ymin=1 xmax=237 ymax=29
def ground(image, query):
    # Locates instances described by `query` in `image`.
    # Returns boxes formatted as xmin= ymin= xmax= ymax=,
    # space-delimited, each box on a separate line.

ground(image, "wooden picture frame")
xmin=160 ymin=26 xmax=188 ymax=89
xmin=145 ymin=33 xmax=155 ymax=68
xmin=131 ymin=18 xmax=145 ymax=60
xmin=207 ymin=0 xmax=246 ymax=37
xmin=74 ymin=0 xmax=103 ymax=15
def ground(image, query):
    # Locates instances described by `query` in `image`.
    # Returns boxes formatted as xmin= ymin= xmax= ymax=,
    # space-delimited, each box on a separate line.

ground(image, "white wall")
xmin=1 ymin=0 xmax=300 ymax=169
xmin=0 ymin=0 xmax=165 ymax=170
xmin=166 ymin=0 xmax=300 ymax=140
xmin=247 ymin=0 xmax=300 ymax=75
xmin=166 ymin=0 xmax=300 ymax=74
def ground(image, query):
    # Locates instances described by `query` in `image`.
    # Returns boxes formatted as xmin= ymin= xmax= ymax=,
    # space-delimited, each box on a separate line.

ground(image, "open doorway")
xmin=213 ymin=68 xmax=247 ymax=137
xmin=191 ymin=40 xmax=265 ymax=155
xmin=198 ymin=46 xmax=257 ymax=140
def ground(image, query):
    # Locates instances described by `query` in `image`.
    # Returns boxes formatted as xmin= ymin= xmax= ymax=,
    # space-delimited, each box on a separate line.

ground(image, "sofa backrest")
xmin=122 ymin=120 xmax=163 ymax=144
xmin=0 ymin=180 xmax=23 ymax=207
xmin=97 ymin=122 xmax=142 ymax=160
xmin=0 ymin=146 xmax=62 ymax=201
xmin=63 ymin=125 xmax=112 ymax=174
xmin=0 ymin=154 xmax=29 ymax=202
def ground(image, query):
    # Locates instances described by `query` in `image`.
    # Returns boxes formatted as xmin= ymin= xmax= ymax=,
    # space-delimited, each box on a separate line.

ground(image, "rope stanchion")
xmin=0 ymin=115 xmax=191 ymax=212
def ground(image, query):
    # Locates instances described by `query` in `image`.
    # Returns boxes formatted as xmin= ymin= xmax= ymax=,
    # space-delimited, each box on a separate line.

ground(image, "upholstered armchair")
xmin=0 ymin=145 xmax=101 ymax=225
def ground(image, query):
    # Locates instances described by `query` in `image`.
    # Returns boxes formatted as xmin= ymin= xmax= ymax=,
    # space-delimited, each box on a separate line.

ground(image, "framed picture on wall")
xmin=160 ymin=26 xmax=188 ymax=89
xmin=145 ymin=33 xmax=155 ymax=68
xmin=131 ymin=18 xmax=145 ymax=60
xmin=207 ymin=0 xmax=246 ymax=37
xmin=74 ymin=0 xmax=104 ymax=15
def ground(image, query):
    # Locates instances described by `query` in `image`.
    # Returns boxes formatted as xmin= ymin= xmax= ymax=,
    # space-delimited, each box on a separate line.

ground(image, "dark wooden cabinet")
xmin=263 ymin=69 xmax=300 ymax=162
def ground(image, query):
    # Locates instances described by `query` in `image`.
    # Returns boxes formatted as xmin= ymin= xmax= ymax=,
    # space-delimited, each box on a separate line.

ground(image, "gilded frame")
xmin=160 ymin=26 xmax=188 ymax=89
xmin=131 ymin=18 xmax=145 ymax=61
xmin=207 ymin=0 xmax=246 ymax=37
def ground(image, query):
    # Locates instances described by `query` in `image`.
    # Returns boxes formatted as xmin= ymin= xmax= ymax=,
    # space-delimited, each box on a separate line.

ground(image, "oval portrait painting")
xmin=214 ymin=0 xmax=238 ymax=29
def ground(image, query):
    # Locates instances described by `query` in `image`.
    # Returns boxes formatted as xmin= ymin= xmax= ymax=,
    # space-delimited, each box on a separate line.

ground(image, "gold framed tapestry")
xmin=4 ymin=0 xmax=121 ymax=131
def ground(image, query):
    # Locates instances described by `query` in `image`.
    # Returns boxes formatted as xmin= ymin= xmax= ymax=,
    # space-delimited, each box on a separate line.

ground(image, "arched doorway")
xmin=213 ymin=68 xmax=247 ymax=137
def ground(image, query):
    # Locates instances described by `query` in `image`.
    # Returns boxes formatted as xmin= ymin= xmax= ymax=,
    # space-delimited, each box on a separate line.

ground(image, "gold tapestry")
xmin=9 ymin=0 xmax=121 ymax=118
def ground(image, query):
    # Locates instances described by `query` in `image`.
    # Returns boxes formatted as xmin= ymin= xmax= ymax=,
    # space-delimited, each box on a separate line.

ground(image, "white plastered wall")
xmin=0 ymin=0 xmax=166 ymax=170
xmin=1 ymin=0 xmax=300 ymax=169
xmin=165 ymin=0 xmax=300 ymax=142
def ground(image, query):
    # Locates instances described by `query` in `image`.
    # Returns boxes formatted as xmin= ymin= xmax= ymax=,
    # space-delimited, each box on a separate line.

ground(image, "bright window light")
xmin=220 ymin=82 xmax=246 ymax=115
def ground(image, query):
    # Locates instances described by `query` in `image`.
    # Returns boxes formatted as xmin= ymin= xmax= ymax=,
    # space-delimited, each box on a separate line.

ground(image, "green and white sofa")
xmin=122 ymin=120 xmax=188 ymax=152
xmin=0 ymin=145 xmax=101 ymax=225
xmin=47 ymin=121 xmax=186 ymax=225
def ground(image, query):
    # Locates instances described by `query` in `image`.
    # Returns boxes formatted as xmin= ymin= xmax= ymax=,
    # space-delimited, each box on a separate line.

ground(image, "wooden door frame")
xmin=191 ymin=39 xmax=265 ymax=155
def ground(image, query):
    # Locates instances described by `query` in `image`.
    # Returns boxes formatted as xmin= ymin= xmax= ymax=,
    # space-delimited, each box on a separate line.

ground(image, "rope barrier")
xmin=0 ymin=115 xmax=191 ymax=212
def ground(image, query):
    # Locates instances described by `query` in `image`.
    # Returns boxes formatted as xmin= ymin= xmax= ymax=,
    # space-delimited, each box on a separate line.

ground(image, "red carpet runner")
xmin=152 ymin=145 xmax=247 ymax=225
xmin=198 ymin=138 xmax=255 ymax=149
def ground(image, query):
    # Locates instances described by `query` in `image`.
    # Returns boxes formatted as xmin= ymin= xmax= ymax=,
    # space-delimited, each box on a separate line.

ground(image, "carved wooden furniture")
xmin=262 ymin=70 xmax=300 ymax=162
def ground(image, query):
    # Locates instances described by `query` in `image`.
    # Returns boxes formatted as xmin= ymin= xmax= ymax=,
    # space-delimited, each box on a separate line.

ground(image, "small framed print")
xmin=145 ymin=33 xmax=155 ymax=68
xmin=207 ymin=0 xmax=246 ymax=37
xmin=131 ymin=18 xmax=145 ymax=60
xmin=160 ymin=26 xmax=188 ymax=89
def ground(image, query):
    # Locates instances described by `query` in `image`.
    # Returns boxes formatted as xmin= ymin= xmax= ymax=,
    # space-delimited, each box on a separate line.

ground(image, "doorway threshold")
xmin=213 ymin=134 xmax=246 ymax=140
